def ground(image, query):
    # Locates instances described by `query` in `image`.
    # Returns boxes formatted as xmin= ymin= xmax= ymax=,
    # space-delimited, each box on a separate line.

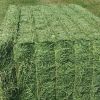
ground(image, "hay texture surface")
xmin=0 ymin=4 xmax=100 ymax=100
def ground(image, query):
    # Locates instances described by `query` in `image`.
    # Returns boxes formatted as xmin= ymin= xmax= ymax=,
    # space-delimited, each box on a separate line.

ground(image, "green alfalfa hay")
xmin=13 ymin=7 xmax=37 ymax=100
xmin=14 ymin=42 xmax=36 ymax=100
xmin=0 ymin=5 xmax=20 ymax=100
xmin=0 ymin=75 xmax=3 ymax=100
xmin=1 ymin=4 xmax=100 ymax=100
xmin=14 ymin=5 xmax=100 ymax=100
xmin=13 ymin=6 xmax=56 ymax=100
xmin=0 ymin=5 xmax=19 ymax=69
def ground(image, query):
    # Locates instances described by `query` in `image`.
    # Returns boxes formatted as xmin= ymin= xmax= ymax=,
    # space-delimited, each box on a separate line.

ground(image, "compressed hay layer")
xmin=1 ymin=4 xmax=100 ymax=100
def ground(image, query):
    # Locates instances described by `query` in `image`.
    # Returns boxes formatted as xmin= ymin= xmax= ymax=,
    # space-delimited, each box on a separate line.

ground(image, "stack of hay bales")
xmin=0 ymin=4 xmax=100 ymax=100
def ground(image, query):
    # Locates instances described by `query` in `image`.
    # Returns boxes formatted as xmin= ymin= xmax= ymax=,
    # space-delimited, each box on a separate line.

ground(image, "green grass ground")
xmin=0 ymin=0 xmax=100 ymax=25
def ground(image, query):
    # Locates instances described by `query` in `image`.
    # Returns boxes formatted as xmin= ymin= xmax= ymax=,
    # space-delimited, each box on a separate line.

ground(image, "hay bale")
xmin=0 ymin=4 xmax=100 ymax=100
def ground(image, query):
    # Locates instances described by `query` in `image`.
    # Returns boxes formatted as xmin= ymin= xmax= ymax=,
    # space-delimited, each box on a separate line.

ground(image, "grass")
xmin=65 ymin=0 xmax=100 ymax=17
